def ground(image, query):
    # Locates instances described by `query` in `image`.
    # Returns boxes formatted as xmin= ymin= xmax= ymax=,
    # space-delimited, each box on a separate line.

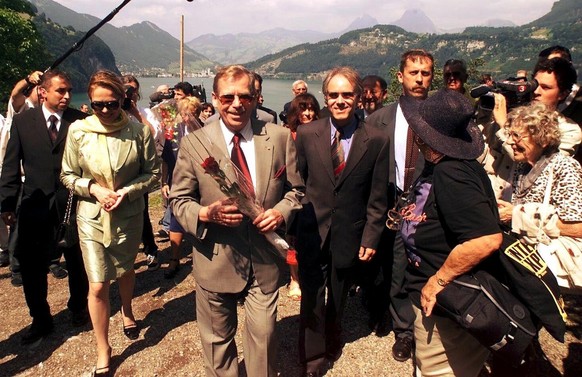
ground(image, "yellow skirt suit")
xmin=61 ymin=113 xmax=160 ymax=282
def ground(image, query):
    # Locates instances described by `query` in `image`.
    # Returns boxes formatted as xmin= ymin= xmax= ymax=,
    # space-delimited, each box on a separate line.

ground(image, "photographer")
xmin=478 ymin=58 xmax=581 ymax=201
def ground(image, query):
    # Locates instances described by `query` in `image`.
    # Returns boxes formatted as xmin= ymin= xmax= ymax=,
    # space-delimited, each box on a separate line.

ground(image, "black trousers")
xmin=20 ymin=243 xmax=88 ymax=322
xmin=298 ymin=236 xmax=354 ymax=372
xmin=388 ymin=232 xmax=415 ymax=339
xmin=15 ymin=199 xmax=88 ymax=324
xmin=141 ymin=193 xmax=157 ymax=256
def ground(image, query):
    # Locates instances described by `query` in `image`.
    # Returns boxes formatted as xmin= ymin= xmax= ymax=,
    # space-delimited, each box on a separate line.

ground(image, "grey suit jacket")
xmin=170 ymin=118 xmax=304 ymax=293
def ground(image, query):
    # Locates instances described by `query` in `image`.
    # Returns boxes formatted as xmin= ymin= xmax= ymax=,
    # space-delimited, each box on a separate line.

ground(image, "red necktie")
xmin=48 ymin=115 xmax=58 ymax=143
xmin=231 ymin=133 xmax=255 ymax=198
xmin=331 ymin=129 xmax=346 ymax=179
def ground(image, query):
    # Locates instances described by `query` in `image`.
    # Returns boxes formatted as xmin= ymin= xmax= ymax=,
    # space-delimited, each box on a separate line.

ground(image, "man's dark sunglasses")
xmin=218 ymin=94 xmax=255 ymax=105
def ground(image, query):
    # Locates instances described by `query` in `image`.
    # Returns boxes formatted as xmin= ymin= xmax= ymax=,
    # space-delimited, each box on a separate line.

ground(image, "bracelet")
xmin=435 ymin=271 xmax=449 ymax=287
xmin=25 ymin=75 xmax=32 ymax=85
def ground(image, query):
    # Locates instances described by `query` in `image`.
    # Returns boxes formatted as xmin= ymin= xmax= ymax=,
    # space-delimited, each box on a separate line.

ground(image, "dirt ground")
xmin=0 ymin=193 xmax=581 ymax=376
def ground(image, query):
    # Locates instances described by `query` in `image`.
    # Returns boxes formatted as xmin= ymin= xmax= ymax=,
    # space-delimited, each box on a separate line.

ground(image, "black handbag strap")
xmin=62 ymin=184 xmax=75 ymax=226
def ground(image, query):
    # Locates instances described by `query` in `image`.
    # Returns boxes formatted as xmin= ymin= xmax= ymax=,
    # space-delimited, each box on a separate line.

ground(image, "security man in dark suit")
xmin=0 ymin=70 xmax=89 ymax=345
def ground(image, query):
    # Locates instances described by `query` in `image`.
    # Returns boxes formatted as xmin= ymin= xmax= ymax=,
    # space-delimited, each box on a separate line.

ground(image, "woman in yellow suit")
xmin=61 ymin=70 xmax=160 ymax=377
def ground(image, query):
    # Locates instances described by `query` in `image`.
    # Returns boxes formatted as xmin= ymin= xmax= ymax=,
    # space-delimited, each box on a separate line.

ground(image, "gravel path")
xmin=0 ymin=202 xmax=580 ymax=376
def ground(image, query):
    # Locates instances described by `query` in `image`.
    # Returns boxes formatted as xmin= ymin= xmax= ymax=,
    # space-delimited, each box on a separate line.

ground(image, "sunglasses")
xmin=91 ymin=101 xmax=120 ymax=111
xmin=218 ymin=94 xmax=255 ymax=105
xmin=327 ymin=92 xmax=355 ymax=100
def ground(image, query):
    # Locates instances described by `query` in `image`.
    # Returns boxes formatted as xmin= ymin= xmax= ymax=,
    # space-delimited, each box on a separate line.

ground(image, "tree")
xmin=0 ymin=1 xmax=49 ymax=113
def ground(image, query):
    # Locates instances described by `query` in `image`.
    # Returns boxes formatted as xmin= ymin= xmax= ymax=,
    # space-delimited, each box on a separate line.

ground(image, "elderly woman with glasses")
xmin=496 ymin=103 xmax=582 ymax=288
xmin=60 ymin=70 xmax=160 ymax=377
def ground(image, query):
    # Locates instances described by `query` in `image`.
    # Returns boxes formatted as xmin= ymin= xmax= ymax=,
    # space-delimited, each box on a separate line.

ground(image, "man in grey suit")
xmin=170 ymin=65 xmax=304 ymax=377
xmin=366 ymin=49 xmax=434 ymax=362
xmin=294 ymin=67 xmax=390 ymax=376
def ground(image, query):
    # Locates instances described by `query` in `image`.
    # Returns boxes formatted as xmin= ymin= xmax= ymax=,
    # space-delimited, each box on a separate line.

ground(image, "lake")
xmin=71 ymin=77 xmax=325 ymax=118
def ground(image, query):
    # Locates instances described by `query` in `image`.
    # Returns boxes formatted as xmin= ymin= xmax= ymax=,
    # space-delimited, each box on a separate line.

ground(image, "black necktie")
xmin=48 ymin=115 xmax=58 ymax=143
xmin=231 ymin=133 xmax=255 ymax=198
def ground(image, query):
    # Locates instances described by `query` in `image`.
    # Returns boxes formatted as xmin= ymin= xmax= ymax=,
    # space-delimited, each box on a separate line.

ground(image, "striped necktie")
xmin=331 ymin=128 xmax=346 ymax=179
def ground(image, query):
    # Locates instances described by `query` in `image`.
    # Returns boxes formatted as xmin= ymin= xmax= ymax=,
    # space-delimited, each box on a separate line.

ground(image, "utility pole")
xmin=180 ymin=14 xmax=184 ymax=81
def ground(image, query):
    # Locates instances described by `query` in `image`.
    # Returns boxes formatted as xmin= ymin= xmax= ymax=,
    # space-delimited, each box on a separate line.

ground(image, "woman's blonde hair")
xmin=178 ymin=96 xmax=202 ymax=116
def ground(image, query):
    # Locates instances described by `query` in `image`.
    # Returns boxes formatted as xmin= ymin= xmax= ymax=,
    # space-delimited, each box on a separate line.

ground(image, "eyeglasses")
xmin=91 ymin=101 xmax=120 ymax=111
xmin=363 ymin=89 xmax=383 ymax=97
xmin=505 ymin=129 xmax=529 ymax=143
xmin=444 ymin=71 xmax=463 ymax=79
xmin=327 ymin=92 xmax=355 ymax=100
xmin=218 ymin=94 xmax=255 ymax=105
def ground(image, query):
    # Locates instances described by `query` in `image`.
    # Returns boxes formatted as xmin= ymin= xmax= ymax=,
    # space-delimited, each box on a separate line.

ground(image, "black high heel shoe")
xmin=164 ymin=258 xmax=180 ymax=279
xmin=123 ymin=323 xmax=139 ymax=340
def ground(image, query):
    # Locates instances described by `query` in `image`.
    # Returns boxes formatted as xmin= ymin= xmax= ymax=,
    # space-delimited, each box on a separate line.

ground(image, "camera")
xmin=148 ymin=88 xmax=175 ymax=107
xmin=122 ymin=85 xmax=136 ymax=110
xmin=471 ymin=77 xmax=538 ymax=111
xmin=192 ymin=85 xmax=207 ymax=103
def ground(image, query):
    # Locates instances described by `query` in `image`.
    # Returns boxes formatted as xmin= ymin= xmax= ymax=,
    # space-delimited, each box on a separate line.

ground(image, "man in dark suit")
xmin=0 ymin=70 xmax=89 ymax=345
xmin=170 ymin=65 xmax=304 ymax=377
xmin=294 ymin=66 xmax=390 ymax=376
xmin=366 ymin=49 xmax=434 ymax=362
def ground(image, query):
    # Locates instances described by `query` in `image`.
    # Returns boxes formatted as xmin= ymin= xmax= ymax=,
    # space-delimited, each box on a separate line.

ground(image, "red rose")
xmin=201 ymin=157 xmax=220 ymax=174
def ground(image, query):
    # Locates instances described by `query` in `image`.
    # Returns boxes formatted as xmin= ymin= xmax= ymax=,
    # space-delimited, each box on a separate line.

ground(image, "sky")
xmin=52 ymin=0 xmax=558 ymax=40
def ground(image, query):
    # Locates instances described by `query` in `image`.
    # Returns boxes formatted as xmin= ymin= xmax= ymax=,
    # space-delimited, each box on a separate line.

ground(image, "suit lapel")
xmin=196 ymin=120 xmax=237 ymax=183
xmin=336 ymin=119 xmax=368 ymax=186
xmin=314 ymin=119 xmax=335 ymax=184
xmin=251 ymin=119 xmax=272 ymax=204
xmin=113 ymin=125 xmax=134 ymax=171
xmin=54 ymin=114 xmax=69 ymax=148
xmin=33 ymin=108 xmax=53 ymax=148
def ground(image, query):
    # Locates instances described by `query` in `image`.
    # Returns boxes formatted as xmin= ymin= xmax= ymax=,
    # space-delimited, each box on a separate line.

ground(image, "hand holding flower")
xmin=200 ymin=198 xmax=243 ymax=227
xmin=253 ymin=208 xmax=284 ymax=233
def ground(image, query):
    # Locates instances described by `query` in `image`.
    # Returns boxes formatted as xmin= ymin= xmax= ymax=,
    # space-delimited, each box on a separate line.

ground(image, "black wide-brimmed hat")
xmin=400 ymin=89 xmax=484 ymax=160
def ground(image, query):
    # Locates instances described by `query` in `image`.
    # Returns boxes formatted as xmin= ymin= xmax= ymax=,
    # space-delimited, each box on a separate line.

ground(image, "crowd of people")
xmin=0 ymin=44 xmax=581 ymax=377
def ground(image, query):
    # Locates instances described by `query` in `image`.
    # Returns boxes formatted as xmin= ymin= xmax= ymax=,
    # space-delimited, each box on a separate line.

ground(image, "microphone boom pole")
xmin=22 ymin=0 xmax=132 ymax=96
xmin=48 ymin=0 xmax=132 ymax=70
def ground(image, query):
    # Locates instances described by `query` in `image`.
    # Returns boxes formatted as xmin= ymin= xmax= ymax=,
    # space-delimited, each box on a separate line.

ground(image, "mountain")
xmin=187 ymin=28 xmax=333 ymax=65
xmin=33 ymin=12 xmax=120 ymax=89
xmin=246 ymin=0 xmax=582 ymax=82
xmin=340 ymin=14 xmax=379 ymax=34
xmin=29 ymin=0 xmax=214 ymax=73
xmin=484 ymin=19 xmax=516 ymax=27
xmin=392 ymin=9 xmax=437 ymax=34
xmin=526 ymin=0 xmax=582 ymax=27
xmin=187 ymin=15 xmax=384 ymax=65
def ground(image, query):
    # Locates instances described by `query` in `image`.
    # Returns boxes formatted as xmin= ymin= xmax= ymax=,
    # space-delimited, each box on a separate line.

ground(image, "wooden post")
xmin=180 ymin=14 xmax=184 ymax=81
